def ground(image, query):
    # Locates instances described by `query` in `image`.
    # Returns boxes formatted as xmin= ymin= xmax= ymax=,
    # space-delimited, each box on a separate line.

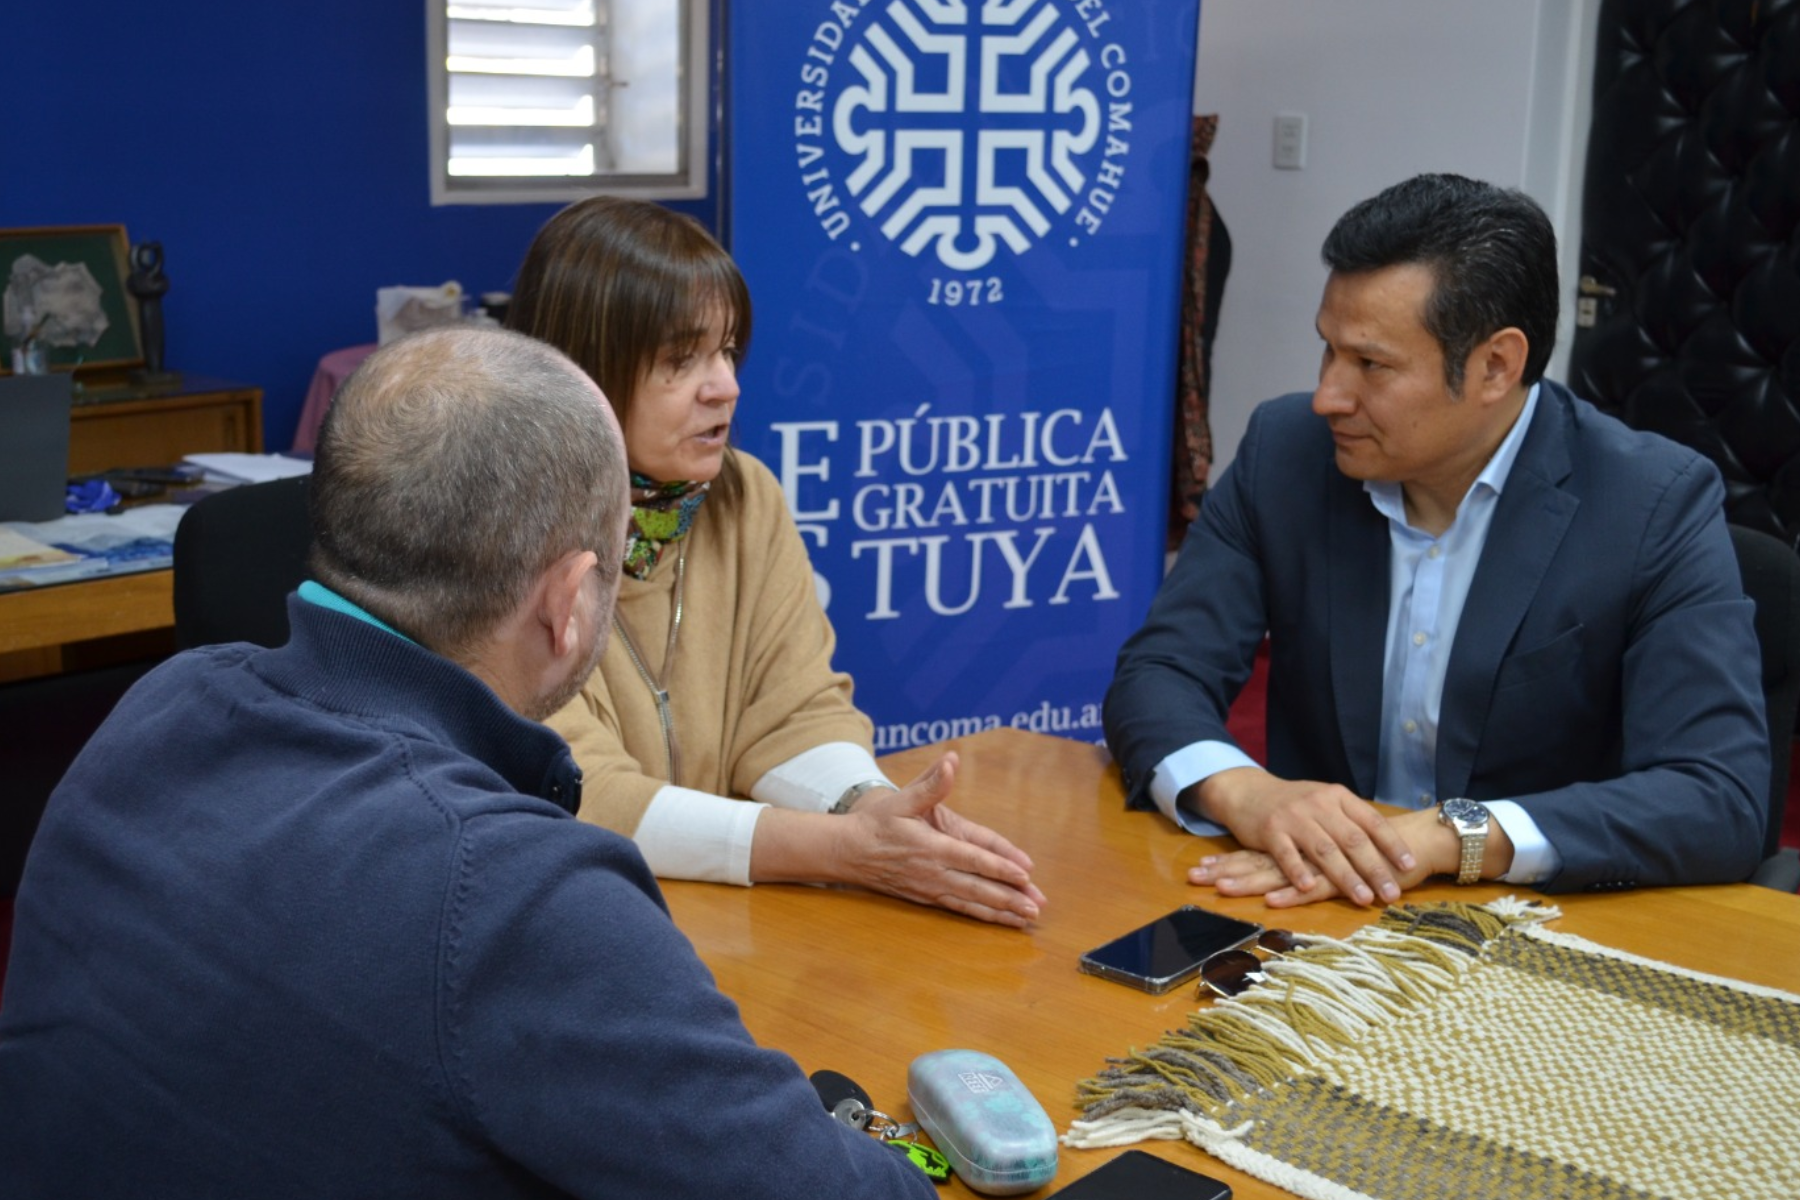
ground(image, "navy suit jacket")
xmin=1104 ymin=381 xmax=1767 ymax=893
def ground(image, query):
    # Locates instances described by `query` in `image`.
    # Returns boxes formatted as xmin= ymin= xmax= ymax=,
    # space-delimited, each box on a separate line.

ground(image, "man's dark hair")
xmin=1321 ymin=173 xmax=1559 ymax=391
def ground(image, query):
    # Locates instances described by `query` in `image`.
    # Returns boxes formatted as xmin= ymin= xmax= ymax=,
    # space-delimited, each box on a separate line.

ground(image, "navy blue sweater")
xmin=0 ymin=599 xmax=930 ymax=1199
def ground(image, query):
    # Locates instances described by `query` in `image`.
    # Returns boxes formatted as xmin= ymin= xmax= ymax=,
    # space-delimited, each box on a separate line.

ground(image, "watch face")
xmin=1441 ymin=798 xmax=1486 ymax=830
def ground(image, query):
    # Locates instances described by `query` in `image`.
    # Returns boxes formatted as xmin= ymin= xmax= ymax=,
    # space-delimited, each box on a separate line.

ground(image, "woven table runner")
xmin=1067 ymin=900 xmax=1800 ymax=1200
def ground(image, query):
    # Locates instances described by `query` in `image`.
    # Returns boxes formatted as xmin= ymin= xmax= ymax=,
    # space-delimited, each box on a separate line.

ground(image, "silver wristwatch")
xmin=1437 ymin=798 xmax=1490 ymax=885
xmin=829 ymin=779 xmax=893 ymax=815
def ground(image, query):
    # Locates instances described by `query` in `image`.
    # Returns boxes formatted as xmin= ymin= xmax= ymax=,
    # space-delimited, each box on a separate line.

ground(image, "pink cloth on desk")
xmin=291 ymin=343 xmax=378 ymax=454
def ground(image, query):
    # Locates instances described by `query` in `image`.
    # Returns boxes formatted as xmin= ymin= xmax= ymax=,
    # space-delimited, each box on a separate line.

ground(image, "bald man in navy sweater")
xmin=0 ymin=327 xmax=930 ymax=1200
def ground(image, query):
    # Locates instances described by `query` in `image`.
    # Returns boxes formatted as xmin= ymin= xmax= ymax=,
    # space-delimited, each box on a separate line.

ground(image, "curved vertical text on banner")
xmin=734 ymin=0 xmax=1201 ymax=748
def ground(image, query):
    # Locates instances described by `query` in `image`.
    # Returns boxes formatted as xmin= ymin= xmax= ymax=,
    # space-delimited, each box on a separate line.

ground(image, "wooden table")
xmin=0 ymin=567 xmax=172 ymax=656
xmin=0 ymin=567 xmax=174 ymax=682
xmin=662 ymin=727 xmax=1800 ymax=1199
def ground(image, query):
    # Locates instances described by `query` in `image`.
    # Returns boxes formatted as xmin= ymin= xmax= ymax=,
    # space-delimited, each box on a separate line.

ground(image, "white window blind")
xmin=428 ymin=0 xmax=707 ymax=204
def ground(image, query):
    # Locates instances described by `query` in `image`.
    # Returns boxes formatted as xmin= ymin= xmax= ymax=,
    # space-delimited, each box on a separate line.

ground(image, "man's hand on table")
xmin=1191 ymin=807 xmax=1456 ymax=907
xmin=1183 ymin=767 xmax=1416 ymax=906
xmin=1189 ymin=804 xmax=1518 ymax=907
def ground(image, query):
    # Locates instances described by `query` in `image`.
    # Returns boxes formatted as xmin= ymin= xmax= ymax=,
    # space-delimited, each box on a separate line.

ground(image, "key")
xmin=811 ymin=1068 xmax=949 ymax=1182
xmin=831 ymin=1098 xmax=871 ymax=1131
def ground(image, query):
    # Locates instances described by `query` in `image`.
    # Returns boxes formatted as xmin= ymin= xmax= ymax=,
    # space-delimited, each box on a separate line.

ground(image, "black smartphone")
xmin=1046 ymin=1149 xmax=1232 ymax=1199
xmin=1077 ymin=904 xmax=1262 ymax=993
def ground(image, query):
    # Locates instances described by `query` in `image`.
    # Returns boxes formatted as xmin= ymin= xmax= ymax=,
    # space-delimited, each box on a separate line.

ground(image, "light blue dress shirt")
xmin=1150 ymin=385 xmax=1559 ymax=885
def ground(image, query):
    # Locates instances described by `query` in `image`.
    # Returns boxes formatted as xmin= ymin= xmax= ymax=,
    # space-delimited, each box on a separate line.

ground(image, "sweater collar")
xmin=297 ymin=580 xmax=415 ymax=642
xmin=260 ymin=596 xmax=583 ymax=814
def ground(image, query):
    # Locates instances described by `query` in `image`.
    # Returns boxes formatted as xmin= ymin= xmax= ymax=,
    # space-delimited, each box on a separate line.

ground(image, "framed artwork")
xmin=0 ymin=225 xmax=144 ymax=375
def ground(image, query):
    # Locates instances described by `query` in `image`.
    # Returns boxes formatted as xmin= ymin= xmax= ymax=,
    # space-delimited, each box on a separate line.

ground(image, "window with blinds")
xmin=427 ymin=0 xmax=708 ymax=204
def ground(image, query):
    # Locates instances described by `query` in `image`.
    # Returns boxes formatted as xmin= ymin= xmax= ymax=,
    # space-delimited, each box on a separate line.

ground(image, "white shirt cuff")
xmin=1150 ymin=741 xmax=1261 ymax=835
xmin=632 ymin=786 xmax=769 ymax=886
xmin=1486 ymin=799 xmax=1561 ymax=884
xmin=750 ymin=742 xmax=892 ymax=813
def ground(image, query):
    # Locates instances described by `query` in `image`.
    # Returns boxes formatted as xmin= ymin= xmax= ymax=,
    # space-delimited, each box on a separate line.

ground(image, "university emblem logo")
xmin=795 ymin=0 xmax=1133 ymax=282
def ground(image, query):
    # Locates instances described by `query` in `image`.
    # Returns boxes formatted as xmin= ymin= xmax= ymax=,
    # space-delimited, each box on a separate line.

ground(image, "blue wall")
xmin=2 ymin=2 xmax=717 ymax=452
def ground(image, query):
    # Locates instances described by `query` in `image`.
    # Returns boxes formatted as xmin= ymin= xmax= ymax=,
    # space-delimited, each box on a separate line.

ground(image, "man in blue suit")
xmin=1104 ymin=173 xmax=1767 ymax=906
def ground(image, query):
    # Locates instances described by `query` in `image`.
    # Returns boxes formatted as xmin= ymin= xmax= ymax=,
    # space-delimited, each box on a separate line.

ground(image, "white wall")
xmin=1192 ymin=0 xmax=1599 ymax=479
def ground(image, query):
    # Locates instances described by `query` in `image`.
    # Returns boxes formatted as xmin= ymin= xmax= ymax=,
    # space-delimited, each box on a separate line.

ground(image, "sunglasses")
xmin=1197 ymin=928 xmax=1304 ymax=999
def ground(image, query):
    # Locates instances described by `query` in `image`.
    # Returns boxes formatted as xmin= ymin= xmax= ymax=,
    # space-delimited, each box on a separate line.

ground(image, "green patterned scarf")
xmin=624 ymin=474 xmax=710 ymax=580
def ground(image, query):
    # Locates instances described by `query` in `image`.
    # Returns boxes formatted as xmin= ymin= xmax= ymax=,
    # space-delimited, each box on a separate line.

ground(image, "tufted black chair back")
xmin=1568 ymin=0 xmax=1800 ymax=543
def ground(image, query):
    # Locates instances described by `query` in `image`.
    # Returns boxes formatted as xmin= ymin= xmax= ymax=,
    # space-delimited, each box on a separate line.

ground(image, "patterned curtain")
xmin=1170 ymin=113 xmax=1232 ymax=549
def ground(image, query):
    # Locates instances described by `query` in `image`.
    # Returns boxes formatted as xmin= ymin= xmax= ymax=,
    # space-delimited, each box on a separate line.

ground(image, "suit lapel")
xmin=1328 ymin=477 xmax=1389 ymax=797
xmin=1436 ymin=385 xmax=1579 ymax=797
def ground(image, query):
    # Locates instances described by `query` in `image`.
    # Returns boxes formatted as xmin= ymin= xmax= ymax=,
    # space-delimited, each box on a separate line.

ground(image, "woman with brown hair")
xmin=509 ymin=196 xmax=1044 ymax=927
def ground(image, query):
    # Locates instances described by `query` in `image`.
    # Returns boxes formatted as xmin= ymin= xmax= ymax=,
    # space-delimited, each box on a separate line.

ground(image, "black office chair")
xmin=1730 ymin=524 xmax=1800 ymax=892
xmin=0 ymin=660 xmax=161 ymax=903
xmin=172 ymin=476 xmax=313 ymax=649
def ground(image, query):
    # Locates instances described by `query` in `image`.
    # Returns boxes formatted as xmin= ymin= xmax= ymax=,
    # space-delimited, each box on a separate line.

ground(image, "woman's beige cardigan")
xmin=548 ymin=451 xmax=875 ymax=834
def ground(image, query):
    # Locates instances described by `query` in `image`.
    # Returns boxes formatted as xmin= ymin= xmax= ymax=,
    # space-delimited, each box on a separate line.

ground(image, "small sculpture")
xmin=128 ymin=241 xmax=180 ymax=386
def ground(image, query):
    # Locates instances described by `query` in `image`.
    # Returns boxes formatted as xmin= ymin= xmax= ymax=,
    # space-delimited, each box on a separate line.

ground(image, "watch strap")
xmin=1454 ymin=826 xmax=1485 ymax=885
xmin=829 ymin=779 xmax=892 ymax=815
xmin=1439 ymin=798 xmax=1489 ymax=885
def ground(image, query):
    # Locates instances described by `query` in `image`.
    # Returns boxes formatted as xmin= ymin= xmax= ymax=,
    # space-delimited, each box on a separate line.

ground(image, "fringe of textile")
xmin=1064 ymin=898 xmax=1558 ymax=1150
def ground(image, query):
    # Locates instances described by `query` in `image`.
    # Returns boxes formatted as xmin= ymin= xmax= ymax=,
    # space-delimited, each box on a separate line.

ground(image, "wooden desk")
xmin=0 ymin=566 xmax=174 ymax=682
xmin=0 ymin=567 xmax=173 ymax=656
xmin=662 ymin=728 xmax=1800 ymax=1199
xmin=69 ymin=376 xmax=262 ymax=474
xmin=0 ymin=378 xmax=258 ymax=681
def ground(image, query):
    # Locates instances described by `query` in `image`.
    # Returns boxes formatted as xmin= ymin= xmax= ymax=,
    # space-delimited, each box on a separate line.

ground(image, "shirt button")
xmin=1420 ymin=793 xmax=1433 ymax=805
xmin=1428 ymin=545 xmax=1442 ymax=559
xmin=1412 ymin=631 xmax=1427 ymax=646
xmin=1403 ymin=719 xmax=1418 ymax=735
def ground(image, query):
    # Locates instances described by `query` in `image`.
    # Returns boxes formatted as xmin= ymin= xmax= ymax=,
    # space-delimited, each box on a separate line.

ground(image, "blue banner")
xmin=728 ymin=0 xmax=1202 ymax=750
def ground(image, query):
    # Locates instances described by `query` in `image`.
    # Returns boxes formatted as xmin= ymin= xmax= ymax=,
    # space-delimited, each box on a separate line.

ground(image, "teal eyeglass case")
xmin=908 ymin=1049 xmax=1058 ymax=1195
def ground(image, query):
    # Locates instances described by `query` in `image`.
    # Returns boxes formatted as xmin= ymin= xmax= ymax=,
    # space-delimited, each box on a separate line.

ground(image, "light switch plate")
xmin=1273 ymin=112 xmax=1307 ymax=170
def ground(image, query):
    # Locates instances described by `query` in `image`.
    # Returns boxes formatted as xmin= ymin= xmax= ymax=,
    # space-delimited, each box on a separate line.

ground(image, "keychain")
xmin=809 ymin=1069 xmax=953 ymax=1184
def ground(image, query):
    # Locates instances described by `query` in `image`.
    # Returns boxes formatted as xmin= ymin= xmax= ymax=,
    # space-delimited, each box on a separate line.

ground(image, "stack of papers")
xmin=0 ymin=527 xmax=79 ymax=571
xmin=183 ymin=453 xmax=314 ymax=484
xmin=0 ymin=505 xmax=187 ymax=587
